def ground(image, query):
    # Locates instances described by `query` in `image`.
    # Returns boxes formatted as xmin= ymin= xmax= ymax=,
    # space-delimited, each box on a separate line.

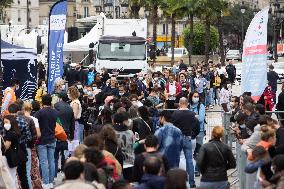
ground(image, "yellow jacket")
xmin=35 ymin=87 xmax=46 ymax=105
xmin=213 ymin=76 xmax=221 ymax=87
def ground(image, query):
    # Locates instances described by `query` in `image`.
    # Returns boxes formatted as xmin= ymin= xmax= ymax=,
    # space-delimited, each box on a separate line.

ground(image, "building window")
xmin=84 ymin=7 xmax=89 ymax=17
xmin=18 ymin=10 xmax=21 ymax=22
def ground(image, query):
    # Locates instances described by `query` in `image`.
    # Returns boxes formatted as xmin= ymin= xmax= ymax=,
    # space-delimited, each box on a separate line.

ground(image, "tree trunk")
xmin=188 ymin=13 xmax=194 ymax=66
xmin=218 ymin=15 xmax=225 ymax=65
xmin=204 ymin=19 xmax=210 ymax=64
xmin=171 ymin=13 xmax=176 ymax=66
xmin=152 ymin=5 xmax=158 ymax=65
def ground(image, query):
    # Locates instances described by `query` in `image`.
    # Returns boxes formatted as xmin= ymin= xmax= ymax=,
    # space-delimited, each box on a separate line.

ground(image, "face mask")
xmin=83 ymin=89 xmax=88 ymax=94
xmin=110 ymin=104 xmax=113 ymax=111
xmin=4 ymin=124 xmax=11 ymax=131
xmin=182 ymin=88 xmax=187 ymax=91
xmin=92 ymin=87 xmax=97 ymax=91
xmin=271 ymin=166 xmax=276 ymax=174
xmin=119 ymin=92 xmax=124 ymax=96
xmin=16 ymin=85 xmax=20 ymax=91
xmin=193 ymin=97 xmax=199 ymax=104
xmin=139 ymin=77 xmax=143 ymax=80
xmin=77 ymin=85 xmax=82 ymax=89
xmin=87 ymin=91 xmax=93 ymax=97
xmin=154 ymin=77 xmax=159 ymax=81
xmin=227 ymin=84 xmax=231 ymax=88
xmin=196 ymin=74 xmax=200 ymax=78
xmin=42 ymin=84 xmax=46 ymax=88
xmin=61 ymin=85 xmax=66 ymax=91
xmin=230 ymin=102 xmax=235 ymax=107
xmin=240 ymin=124 xmax=246 ymax=129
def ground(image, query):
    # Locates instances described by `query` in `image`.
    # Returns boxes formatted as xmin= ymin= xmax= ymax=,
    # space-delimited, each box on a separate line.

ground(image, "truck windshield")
xmin=98 ymin=42 xmax=146 ymax=60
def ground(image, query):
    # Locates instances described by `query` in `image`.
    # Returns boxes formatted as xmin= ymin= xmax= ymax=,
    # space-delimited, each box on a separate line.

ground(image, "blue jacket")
xmin=155 ymin=122 xmax=182 ymax=168
xmin=134 ymin=174 xmax=166 ymax=189
xmin=190 ymin=103 xmax=206 ymax=132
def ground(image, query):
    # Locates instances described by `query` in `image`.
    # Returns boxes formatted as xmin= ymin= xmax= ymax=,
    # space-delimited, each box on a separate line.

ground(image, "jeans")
xmin=54 ymin=149 xmax=66 ymax=177
xmin=74 ymin=121 xmax=84 ymax=143
xmin=181 ymin=136 xmax=195 ymax=186
xmin=195 ymin=131 xmax=205 ymax=173
xmin=37 ymin=142 xmax=56 ymax=185
xmin=26 ymin=148 xmax=32 ymax=189
xmin=200 ymin=181 xmax=228 ymax=189
xmin=205 ymin=89 xmax=211 ymax=106
xmin=209 ymin=88 xmax=214 ymax=105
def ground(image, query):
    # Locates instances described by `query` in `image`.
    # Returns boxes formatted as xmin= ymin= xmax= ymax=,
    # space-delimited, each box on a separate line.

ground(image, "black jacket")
xmin=172 ymin=109 xmax=200 ymax=138
xmin=54 ymin=101 xmax=75 ymax=140
xmin=135 ymin=174 xmax=166 ymax=189
xmin=197 ymin=139 xmax=236 ymax=182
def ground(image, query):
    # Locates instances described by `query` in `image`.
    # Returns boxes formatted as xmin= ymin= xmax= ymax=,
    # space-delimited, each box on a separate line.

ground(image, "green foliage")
xmin=184 ymin=22 xmax=219 ymax=55
xmin=0 ymin=0 xmax=13 ymax=8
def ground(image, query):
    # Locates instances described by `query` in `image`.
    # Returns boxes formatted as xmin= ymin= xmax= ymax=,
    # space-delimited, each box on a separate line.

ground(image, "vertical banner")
xmin=241 ymin=7 xmax=269 ymax=101
xmin=47 ymin=0 xmax=67 ymax=93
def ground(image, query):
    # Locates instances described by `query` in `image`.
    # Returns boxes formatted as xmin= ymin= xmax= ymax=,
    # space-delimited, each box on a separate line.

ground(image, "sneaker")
xmin=195 ymin=172 xmax=200 ymax=177
xmin=190 ymin=184 xmax=196 ymax=188
xmin=49 ymin=183 xmax=54 ymax=189
xmin=42 ymin=184 xmax=50 ymax=189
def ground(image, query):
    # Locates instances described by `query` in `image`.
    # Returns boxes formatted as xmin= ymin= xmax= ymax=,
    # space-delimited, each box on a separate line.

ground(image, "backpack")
xmin=197 ymin=103 xmax=207 ymax=124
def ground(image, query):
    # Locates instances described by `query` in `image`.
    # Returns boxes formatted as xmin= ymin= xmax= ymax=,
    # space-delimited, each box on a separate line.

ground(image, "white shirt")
xmin=220 ymin=88 xmax=231 ymax=104
xmin=169 ymin=81 xmax=176 ymax=95
xmin=217 ymin=67 xmax=226 ymax=75
xmin=30 ymin=116 xmax=39 ymax=128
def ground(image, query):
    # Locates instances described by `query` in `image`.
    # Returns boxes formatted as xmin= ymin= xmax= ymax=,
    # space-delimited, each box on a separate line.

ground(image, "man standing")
xmin=172 ymin=97 xmax=200 ymax=188
xmin=155 ymin=110 xmax=182 ymax=168
xmin=134 ymin=156 xmax=166 ymax=189
xmin=132 ymin=135 xmax=169 ymax=182
xmin=34 ymin=94 xmax=59 ymax=189
xmin=165 ymin=74 xmax=181 ymax=109
xmin=267 ymin=65 xmax=279 ymax=96
xmin=179 ymin=59 xmax=188 ymax=71
xmin=225 ymin=60 xmax=236 ymax=84
xmin=1 ymin=79 xmax=19 ymax=117
xmin=54 ymin=92 xmax=75 ymax=176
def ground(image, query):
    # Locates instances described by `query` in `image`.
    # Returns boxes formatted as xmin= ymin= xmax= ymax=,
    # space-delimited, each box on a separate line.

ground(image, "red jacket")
xmin=165 ymin=81 xmax=182 ymax=96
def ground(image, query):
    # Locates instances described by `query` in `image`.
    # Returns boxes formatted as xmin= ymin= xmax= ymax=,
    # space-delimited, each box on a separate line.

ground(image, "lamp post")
xmin=240 ymin=1 xmax=246 ymax=50
xmin=270 ymin=0 xmax=284 ymax=62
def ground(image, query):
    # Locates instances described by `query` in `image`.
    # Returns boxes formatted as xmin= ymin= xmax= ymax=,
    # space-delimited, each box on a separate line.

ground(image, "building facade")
xmin=39 ymin=0 xmax=76 ymax=27
xmin=1 ymin=0 xmax=39 ymax=27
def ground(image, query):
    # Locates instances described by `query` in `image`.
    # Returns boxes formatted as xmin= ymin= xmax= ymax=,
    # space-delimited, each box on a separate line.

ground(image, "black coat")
xmin=197 ymin=139 xmax=236 ymax=182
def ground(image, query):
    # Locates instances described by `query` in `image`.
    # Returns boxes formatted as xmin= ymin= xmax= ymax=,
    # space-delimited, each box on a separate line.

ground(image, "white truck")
xmin=95 ymin=17 xmax=148 ymax=77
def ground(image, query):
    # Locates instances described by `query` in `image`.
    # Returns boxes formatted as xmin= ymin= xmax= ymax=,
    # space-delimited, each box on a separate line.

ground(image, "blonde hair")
xmin=22 ymin=102 xmax=32 ymax=112
xmin=74 ymin=144 xmax=87 ymax=159
xmin=212 ymin=126 xmax=224 ymax=140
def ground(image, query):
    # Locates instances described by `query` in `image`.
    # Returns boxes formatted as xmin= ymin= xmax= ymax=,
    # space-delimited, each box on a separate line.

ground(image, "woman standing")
xmin=22 ymin=102 xmax=43 ymax=189
xmin=197 ymin=126 xmax=236 ymax=189
xmin=68 ymin=86 xmax=83 ymax=142
xmin=189 ymin=91 xmax=206 ymax=176
xmin=2 ymin=115 xmax=22 ymax=189
xmin=35 ymin=79 xmax=47 ymax=106
xmin=220 ymin=82 xmax=231 ymax=112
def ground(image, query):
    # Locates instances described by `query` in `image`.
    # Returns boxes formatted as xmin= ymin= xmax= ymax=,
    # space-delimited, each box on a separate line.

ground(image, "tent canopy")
xmin=1 ymin=40 xmax=37 ymax=60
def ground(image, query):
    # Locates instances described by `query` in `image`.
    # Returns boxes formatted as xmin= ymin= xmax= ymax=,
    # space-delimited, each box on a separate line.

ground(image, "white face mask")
xmin=16 ymin=85 xmax=20 ymax=91
xmin=230 ymin=102 xmax=235 ymax=108
xmin=42 ymin=84 xmax=46 ymax=88
xmin=4 ymin=124 xmax=11 ymax=131
xmin=61 ymin=85 xmax=66 ymax=91
xmin=139 ymin=77 xmax=143 ymax=81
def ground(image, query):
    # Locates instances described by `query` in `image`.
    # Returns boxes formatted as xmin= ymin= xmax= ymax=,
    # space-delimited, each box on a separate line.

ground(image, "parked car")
xmin=167 ymin=48 xmax=188 ymax=58
xmin=226 ymin=50 xmax=242 ymax=61
xmin=235 ymin=62 xmax=284 ymax=82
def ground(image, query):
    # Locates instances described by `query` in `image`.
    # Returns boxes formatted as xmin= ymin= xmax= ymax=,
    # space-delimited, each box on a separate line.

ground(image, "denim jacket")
xmin=155 ymin=122 xmax=182 ymax=168
xmin=190 ymin=103 xmax=206 ymax=132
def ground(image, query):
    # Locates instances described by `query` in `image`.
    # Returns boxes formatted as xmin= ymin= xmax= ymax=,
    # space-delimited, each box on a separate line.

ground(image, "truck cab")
xmin=96 ymin=36 xmax=148 ymax=76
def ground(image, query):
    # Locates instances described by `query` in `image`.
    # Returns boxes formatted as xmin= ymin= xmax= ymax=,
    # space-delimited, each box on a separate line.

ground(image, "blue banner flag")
xmin=47 ymin=0 xmax=67 ymax=93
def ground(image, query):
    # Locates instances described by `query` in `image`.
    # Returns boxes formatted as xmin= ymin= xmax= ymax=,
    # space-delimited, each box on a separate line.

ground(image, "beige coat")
xmin=55 ymin=180 xmax=97 ymax=189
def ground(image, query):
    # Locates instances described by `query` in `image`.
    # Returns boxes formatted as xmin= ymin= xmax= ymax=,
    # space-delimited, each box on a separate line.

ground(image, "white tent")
xmin=63 ymin=17 xmax=102 ymax=52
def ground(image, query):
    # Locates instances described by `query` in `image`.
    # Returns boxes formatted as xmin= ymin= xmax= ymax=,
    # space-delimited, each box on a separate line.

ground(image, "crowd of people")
xmin=0 ymin=59 xmax=283 ymax=189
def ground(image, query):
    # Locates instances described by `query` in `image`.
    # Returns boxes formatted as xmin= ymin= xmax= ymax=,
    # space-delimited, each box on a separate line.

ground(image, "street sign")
xmin=223 ymin=39 xmax=228 ymax=46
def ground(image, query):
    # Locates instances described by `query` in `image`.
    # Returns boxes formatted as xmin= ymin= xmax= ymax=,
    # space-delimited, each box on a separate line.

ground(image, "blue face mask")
xmin=240 ymin=124 xmax=246 ymax=129
xmin=192 ymin=97 xmax=199 ymax=104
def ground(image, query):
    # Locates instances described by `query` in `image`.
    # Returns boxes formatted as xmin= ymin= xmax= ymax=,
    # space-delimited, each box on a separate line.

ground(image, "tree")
xmin=184 ymin=21 xmax=219 ymax=56
xmin=161 ymin=0 xmax=186 ymax=66
xmin=129 ymin=0 xmax=143 ymax=19
xmin=183 ymin=0 xmax=198 ymax=66
xmin=0 ymin=0 xmax=13 ymax=22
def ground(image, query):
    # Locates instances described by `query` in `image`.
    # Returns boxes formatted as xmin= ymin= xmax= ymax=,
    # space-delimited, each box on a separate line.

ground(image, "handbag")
xmin=55 ymin=122 xmax=67 ymax=141
xmin=213 ymin=142 xmax=231 ymax=189
xmin=0 ymin=136 xmax=15 ymax=189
